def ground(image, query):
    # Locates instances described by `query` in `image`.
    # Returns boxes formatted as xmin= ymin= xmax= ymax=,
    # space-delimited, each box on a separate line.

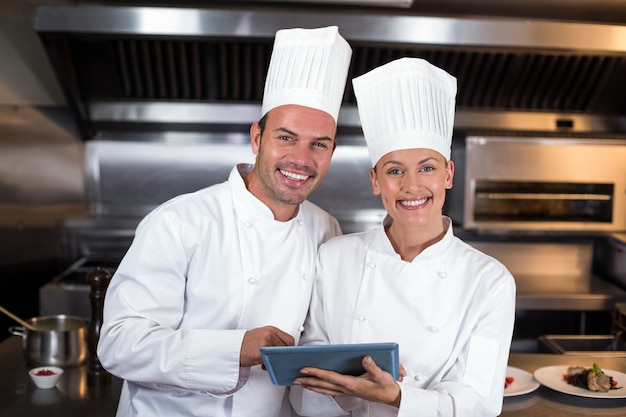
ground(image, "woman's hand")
xmin=294 ymin=356 xmax=403 ymax=408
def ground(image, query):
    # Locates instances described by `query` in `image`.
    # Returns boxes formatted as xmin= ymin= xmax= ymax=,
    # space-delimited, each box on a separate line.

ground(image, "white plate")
xmin=504 ymin=366 xmax=540 ymax=397
xmin=533 ymin=365 xmax=626 ymax=399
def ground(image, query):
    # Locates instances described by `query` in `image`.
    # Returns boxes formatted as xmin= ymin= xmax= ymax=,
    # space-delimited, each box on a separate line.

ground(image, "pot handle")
xmin=8 ymin=326 xmax=25 ymax=337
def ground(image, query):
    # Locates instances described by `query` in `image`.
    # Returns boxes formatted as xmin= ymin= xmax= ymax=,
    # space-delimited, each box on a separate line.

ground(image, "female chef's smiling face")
xmin=370 ymin=148 xmax=454 ymax=231
xmin=247 ymin=104 xmax=337 ymax=220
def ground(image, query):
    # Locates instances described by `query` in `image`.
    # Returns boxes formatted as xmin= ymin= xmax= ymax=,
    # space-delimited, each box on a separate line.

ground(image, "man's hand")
xmin=294 ymin=356 xmax=402 ymax=408
xmin=240 ymin=326 xmax=295 ymax=367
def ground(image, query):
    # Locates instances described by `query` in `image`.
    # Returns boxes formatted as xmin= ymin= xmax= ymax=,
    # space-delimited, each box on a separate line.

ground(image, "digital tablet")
xmin=260 ymin=342 xmax=400 ymax=386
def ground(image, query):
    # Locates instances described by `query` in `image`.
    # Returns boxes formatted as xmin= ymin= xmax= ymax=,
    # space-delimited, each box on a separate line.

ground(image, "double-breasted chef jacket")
xmin=98 ymin=164 xmax=342 ymax=417
xmin=290 ymin=216 xmax=516 ymax=417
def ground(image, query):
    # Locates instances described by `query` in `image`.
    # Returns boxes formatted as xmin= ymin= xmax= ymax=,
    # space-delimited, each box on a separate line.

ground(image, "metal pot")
xmin=9 ymin=314 xmax=88 ymax=367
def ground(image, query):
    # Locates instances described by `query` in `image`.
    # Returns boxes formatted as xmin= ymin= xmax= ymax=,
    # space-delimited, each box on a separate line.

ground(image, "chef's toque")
xmin=261 ymin=26 xmax=352 ymax=122
xmin=352 ymin=57 xmax=457 ymax=166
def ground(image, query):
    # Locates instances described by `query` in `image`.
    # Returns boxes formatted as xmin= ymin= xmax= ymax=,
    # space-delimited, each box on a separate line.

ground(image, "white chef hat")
xmin=352 ymin=57 xmax=457 ymax=166
xmin=261 ymin=26 xmax=352 ymax=122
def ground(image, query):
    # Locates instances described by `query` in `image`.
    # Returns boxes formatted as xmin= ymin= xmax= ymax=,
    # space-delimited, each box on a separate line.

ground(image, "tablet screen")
xmin=260 ymin=342 xmax=400 ymax=386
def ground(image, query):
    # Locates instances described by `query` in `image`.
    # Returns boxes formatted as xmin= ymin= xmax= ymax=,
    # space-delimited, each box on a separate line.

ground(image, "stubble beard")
xmin=256 ymin=157 xmax=310 ymax=206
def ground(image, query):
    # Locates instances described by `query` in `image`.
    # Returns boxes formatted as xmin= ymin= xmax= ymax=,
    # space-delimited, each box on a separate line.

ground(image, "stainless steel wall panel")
xmin=83 ymin=139 xmax=384 ymax=232
xmin=85 ymin=140 xmax=255 ymax=218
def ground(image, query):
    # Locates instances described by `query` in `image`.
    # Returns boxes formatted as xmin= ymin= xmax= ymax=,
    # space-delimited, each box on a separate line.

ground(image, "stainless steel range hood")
xmin=35 ymin=5 xmax=626 ymax=140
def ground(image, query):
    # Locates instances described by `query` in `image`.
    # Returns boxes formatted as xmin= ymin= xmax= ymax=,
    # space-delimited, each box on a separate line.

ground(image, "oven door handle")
xmin=476 ymin=192 xmax=611 ymax=201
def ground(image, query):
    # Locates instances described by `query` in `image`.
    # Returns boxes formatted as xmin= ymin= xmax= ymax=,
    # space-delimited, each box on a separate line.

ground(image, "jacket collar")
xmin=231 ymin=164 xmax=301 ymax=222
xmin=374 ymin=215 xmax=454 ymax=262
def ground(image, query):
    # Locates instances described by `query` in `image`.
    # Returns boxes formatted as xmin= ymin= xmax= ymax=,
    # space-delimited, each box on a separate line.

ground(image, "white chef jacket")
xmin=98 ymin=164 xmax=341 ymax=417
xmin=290 ymin=216 xmax=516 ymax=417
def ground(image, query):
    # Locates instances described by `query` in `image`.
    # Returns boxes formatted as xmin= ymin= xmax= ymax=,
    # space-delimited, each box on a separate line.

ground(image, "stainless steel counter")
xmin=472 ymin=241 xmax=626 ymax=311
xmin=515 ymin=273 xmax=626 ymax=311
xmin=0 ymin=336 xmax=122 ymax=417
xmin=1 ymin=335 xmax=625 ymax=416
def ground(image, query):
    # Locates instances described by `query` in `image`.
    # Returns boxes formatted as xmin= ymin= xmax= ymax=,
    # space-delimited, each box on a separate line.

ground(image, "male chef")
xmin=98 ymin=26 xmax=352 ymax=417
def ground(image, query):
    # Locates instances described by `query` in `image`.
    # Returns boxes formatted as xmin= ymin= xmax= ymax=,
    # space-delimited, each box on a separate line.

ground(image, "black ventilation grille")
xmin=113 ymin=39 xmax=273 ymax=101
xmin=63 ymin=36 xmax=626 ymax=114
xmin=349 ymin=47 xmax=626 ymax=113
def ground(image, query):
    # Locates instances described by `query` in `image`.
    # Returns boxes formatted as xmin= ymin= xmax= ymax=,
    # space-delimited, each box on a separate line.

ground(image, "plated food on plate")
xmin=534 ymin=363 xmax=626 ymax=399
xmin=563 ymin=363 xmax=621 ymax=393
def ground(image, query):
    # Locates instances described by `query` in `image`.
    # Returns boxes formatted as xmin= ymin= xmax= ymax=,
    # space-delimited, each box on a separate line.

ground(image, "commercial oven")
xmin=463 ymin=136 xmax=626 ymax=233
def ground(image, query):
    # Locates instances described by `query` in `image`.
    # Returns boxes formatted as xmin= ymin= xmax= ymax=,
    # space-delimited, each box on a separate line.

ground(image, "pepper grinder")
xmin=86 ymin=267 xmax=112 ymax=386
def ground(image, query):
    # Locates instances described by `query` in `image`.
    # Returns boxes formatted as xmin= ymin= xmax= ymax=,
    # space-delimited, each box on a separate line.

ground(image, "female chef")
xmin=289 ymin=57 xmax=516 ymax=417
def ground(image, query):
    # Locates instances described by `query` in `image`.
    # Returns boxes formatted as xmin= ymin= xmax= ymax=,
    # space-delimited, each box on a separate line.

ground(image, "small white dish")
xmin=29 ymin=366 xmax=64 ymax=389
xmin=504 ymin=366 xmax=540 ymax=397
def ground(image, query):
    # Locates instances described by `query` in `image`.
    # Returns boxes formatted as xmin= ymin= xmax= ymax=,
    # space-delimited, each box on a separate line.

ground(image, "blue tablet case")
xmin=260 ymin=342 xmax=400 ymax=386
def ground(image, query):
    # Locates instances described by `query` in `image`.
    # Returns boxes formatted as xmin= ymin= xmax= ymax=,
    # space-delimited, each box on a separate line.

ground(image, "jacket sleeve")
xmin=97 ymin=209 xmax=248 ymax=396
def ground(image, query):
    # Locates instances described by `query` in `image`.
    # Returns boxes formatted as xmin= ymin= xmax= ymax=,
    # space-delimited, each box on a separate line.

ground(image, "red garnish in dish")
xmin=35 ymin=369 xmax=56 ymax=376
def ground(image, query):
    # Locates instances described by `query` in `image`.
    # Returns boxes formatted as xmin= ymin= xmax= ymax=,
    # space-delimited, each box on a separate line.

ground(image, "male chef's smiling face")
xmin=370 ymin=148 xmax=454 ymax=230
xmin=247 ymin=104 xmax=337 ymax=220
